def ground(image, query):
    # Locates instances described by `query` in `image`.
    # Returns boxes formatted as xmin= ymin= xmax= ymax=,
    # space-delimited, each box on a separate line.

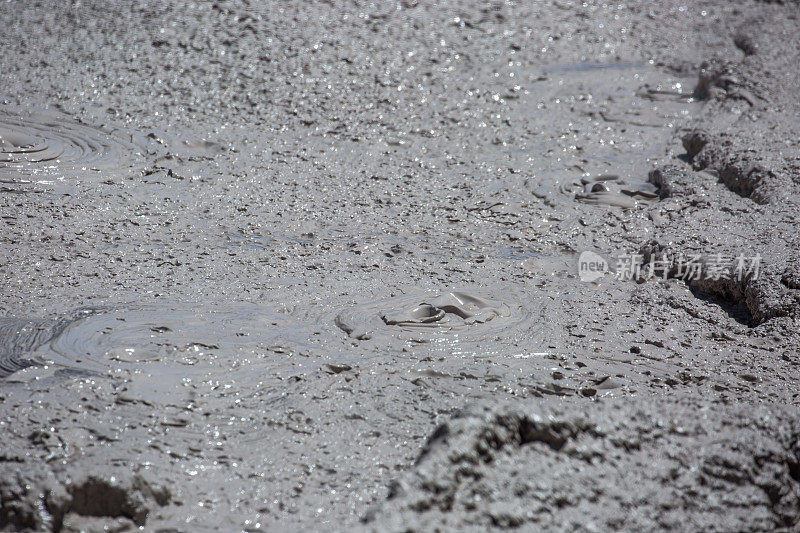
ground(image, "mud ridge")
xmin=0 ymin=465 xmax=170 ymax=532
xmin=682 ymin=129 xmax=789 ymax=205
xmin=364 ymin=397 xmax=800 ymax=532
xmin=638 ymin=240 xmax=800 ymax=325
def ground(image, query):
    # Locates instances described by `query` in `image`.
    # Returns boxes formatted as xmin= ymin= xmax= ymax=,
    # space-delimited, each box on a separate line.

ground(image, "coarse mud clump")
xmin=647 ymin=165 xmax=699 ymax=198
xmin=638 ymin=240 xmax=800 ymax=326
xmin=0 ymin=465 xmax=170 ymax=532
xmin=363 ymin=397 xmax=800 ymax=532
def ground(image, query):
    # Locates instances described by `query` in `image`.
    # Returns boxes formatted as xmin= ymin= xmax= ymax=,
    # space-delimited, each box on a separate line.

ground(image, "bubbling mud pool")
xmin=0 ymin=108 xmax=148 ymax=187
xmin=1 ymin=304 xmax=329 ymax=386
xmin=2 ymin=292 xmax=552 ymax=381
xmin=525 ymin=171 xmax=665 ymax=212
xmin=329 ymin=289 xmax=556 ymax=357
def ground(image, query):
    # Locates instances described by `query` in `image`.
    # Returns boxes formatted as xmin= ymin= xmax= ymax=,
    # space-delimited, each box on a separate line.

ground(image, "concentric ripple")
xmin=0 ymin=311 xmax=92 ymax=377
xmin=0 ymin=108 xmax=147 ymax=185
xmin=0 ymin=304 xmax=319 ymax=382
xmin=331 ymin=289 xmax=552 ymax=352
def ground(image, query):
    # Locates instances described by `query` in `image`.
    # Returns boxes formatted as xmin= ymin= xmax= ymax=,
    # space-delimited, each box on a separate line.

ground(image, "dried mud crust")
xmin=363 ymin=397 xmax=800 ymax=532
xmin=635 ymin=9 xmax=800 ymax=328
xmin=638 ymin=238 xmax=800 ymax=326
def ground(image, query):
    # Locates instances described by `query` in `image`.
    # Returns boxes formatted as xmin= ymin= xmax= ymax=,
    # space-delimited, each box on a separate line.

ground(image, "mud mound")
xmin=364 ymin=397 xmax=800 ymax=532
xmin=0 ymin=465 xmax=170 ymax=532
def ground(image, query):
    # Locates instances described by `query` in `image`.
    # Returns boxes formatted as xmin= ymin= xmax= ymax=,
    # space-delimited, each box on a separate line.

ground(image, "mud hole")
xmin=2 ymin=1 xmax=800 ymax=531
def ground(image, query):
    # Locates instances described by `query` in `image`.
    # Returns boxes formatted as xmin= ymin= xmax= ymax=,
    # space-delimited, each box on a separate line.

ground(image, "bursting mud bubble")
xmin=2 ymin=1 xmax=800 ymax=531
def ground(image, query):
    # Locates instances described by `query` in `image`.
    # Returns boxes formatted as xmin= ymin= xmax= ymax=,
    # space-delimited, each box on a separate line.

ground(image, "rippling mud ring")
xmin=332 ymin=289 xmax=550 ymax=348
xmin=1 ymin=304 xmax=311 ymax=379
xmin=0 ymin=108 xmax=147 ymax=185
xmin=0 ymin=310 xmax=96 ymax=377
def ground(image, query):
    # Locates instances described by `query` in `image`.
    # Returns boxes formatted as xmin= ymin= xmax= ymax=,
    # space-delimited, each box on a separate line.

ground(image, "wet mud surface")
xmin=1 ymin=1 xmax=800 ymax=531
xmin=0 ymin=108 xmax=149 ymax=193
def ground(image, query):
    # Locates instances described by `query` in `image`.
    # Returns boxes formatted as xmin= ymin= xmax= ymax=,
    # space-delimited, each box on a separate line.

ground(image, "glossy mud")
xmin=1 ymin=1 xmax=800 ymax=531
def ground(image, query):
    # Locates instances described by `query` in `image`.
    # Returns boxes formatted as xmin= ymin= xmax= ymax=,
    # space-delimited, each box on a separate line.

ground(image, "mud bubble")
xmin=332 ymin=289 xmax=541 ymax=345
xmin=561 ymin=174 xmax=661 ymax=208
